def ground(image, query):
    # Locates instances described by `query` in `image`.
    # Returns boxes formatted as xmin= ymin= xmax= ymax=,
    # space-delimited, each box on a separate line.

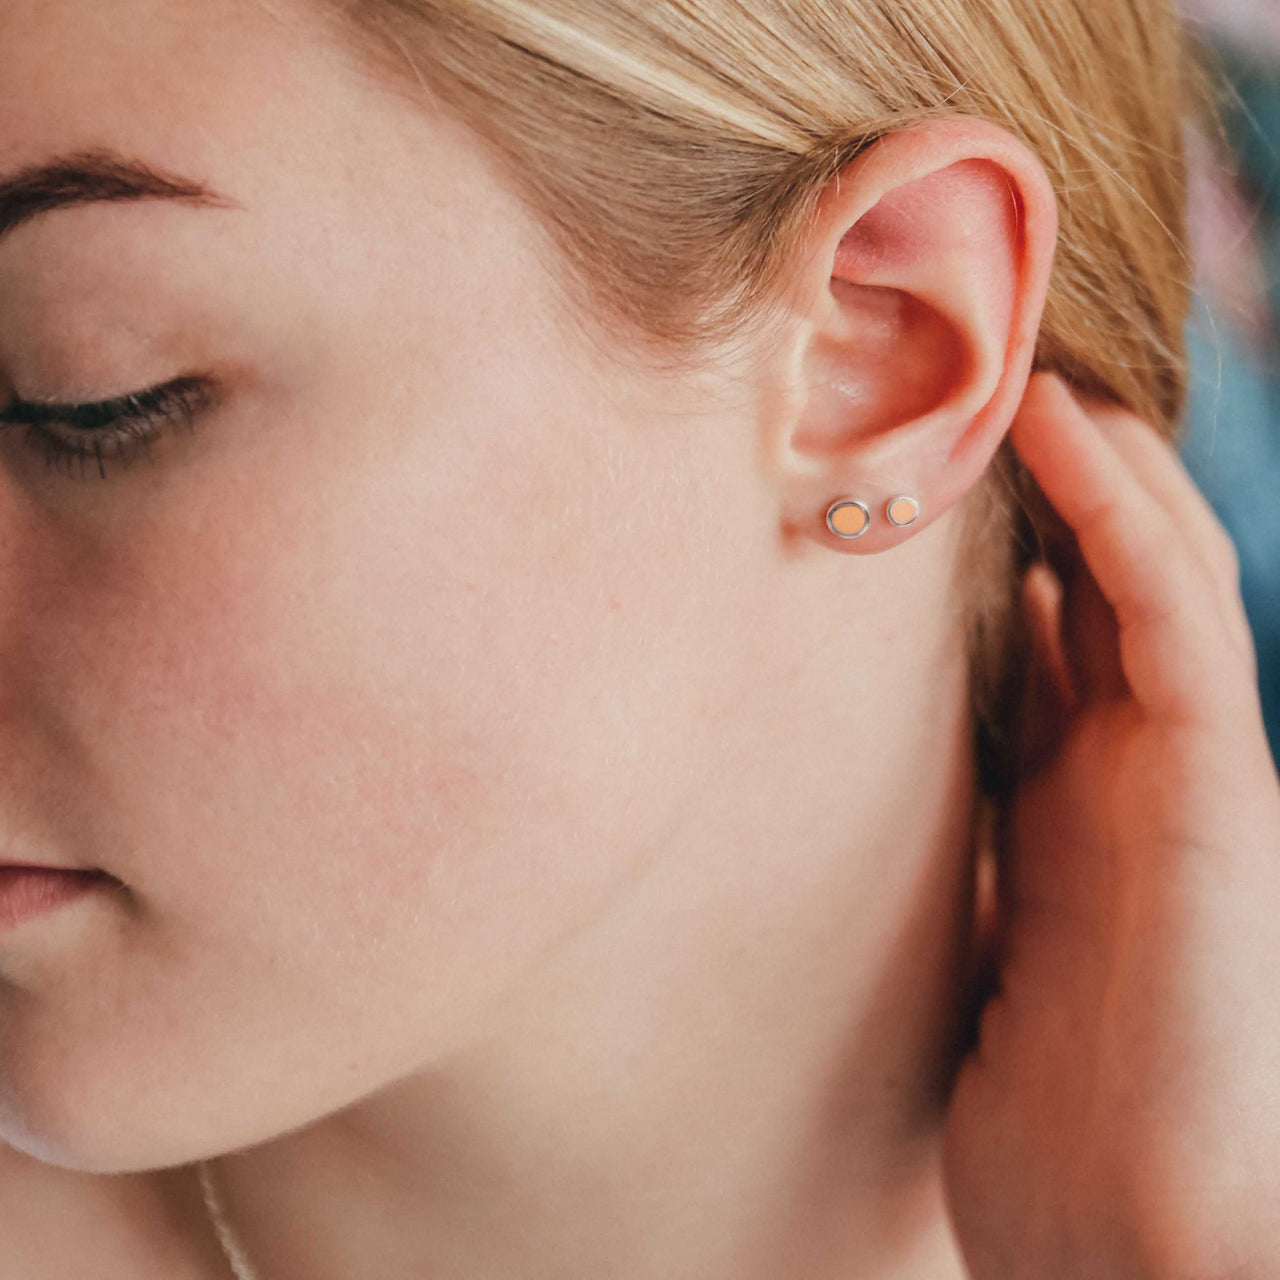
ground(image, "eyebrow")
xmin=0 ymin=148 xmax=243 ymax=244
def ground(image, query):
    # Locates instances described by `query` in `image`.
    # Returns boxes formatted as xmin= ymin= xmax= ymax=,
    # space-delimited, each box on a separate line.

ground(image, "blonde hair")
xmin=328 ymin=0 xmax=1200 ymax=800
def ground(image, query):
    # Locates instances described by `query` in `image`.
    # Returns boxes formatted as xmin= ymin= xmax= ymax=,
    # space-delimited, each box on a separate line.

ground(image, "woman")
xmin=1 ymin=1 xmax=1277 ymax=1277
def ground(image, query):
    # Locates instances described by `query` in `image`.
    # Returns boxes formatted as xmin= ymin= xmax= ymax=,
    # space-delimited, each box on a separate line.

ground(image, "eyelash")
xmin=0 ymin=376 xmax=211 ymax=480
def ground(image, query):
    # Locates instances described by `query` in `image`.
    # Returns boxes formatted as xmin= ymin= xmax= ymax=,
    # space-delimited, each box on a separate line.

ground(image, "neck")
xmin=194 ymin=703 xmax=982 ymax=1280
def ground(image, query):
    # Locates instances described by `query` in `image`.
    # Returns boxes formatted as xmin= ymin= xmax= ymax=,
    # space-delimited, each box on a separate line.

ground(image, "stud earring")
xmin=826 ymin=498 xmax=871 ymax=539
xmin=885 ymin=495 xmax=919 ymax=527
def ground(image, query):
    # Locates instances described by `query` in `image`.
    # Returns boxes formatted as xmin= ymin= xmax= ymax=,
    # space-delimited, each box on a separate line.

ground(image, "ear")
xmin=770 ymin=117 xmax=1058 ymax=552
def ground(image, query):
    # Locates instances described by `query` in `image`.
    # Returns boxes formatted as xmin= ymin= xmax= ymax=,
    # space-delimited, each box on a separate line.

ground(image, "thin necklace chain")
xmin=198 ymin=1159 xmax=265 ymax=1280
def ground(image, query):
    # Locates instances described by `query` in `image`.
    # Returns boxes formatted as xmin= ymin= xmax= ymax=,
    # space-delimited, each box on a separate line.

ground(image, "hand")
xmin=941 ymin=373 xmax=1280 ymax=1280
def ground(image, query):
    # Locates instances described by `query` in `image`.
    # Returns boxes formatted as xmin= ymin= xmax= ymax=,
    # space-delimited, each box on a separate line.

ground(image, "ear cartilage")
xmin=886 ymin=496 xmax=920 ymax=527
xmin=826 ymin=498 xmax=871 ymax=539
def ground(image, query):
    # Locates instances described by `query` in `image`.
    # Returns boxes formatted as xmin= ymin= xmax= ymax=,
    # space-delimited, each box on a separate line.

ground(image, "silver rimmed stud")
xmin=826 ymin=498 xmax=871 ymax=539
xmin=885 ymin=495 xmax=919 ymax=527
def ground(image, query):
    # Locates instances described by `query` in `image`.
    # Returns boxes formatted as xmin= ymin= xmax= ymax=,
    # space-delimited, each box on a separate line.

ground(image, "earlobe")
xmin=776 ymin=117 xmax=1058 ymax=552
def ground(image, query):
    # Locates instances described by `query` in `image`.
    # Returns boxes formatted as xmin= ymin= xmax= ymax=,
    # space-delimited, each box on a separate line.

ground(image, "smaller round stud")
xmin=886 ymin=495 xmax=920 ymax=527
xmin=826 ymin=499 xmax=871 ymax=539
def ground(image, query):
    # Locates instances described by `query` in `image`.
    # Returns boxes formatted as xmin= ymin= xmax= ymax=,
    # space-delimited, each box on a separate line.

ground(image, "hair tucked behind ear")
xmin=324 ymin=0 xmax=1201 ymax=804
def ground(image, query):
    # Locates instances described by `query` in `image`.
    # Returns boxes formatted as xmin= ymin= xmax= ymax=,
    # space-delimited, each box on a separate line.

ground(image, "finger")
xmin=1008 ymin=374 xmax=1236 ymax=726
xmin=1058 ymin=554 xmax=1128 ymax=707
xmin=1023 ymin=561 xmax=1076 ymax=714
xmin=1077 ymin=400 xmax=1257 ymax=669
xmin=1020 ymin=506 xmax=1127 ymax=708
xmin=1013 ymin=562 xmax=1080 ymax=776
xmin=1078 ymin=397 xmax=1238 ymax=583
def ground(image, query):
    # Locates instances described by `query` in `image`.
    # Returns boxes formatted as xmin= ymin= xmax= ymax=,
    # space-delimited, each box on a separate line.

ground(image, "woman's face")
xmin=0 ymin=0 xmax=766 ymax=1170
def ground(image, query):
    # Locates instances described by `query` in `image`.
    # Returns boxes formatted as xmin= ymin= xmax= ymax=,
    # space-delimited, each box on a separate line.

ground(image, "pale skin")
xmin=1 ymin=3 xmax=1277 ymax=1280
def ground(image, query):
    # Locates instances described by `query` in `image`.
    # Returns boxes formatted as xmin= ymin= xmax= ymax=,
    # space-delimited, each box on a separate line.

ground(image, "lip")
xmin=0 ymin=866 xmax=115 ymax=931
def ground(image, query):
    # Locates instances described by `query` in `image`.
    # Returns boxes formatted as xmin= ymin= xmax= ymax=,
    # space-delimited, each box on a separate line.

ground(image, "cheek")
xmin=0 ymin=386 xmax=720 ymax=1165
xmin=27 ymin=444 xmax=604 ymax=958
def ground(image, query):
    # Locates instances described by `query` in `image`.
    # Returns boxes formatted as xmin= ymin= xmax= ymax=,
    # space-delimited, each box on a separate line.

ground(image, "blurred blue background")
xmin=1180 ymin=4 xmax=1280 ymax=766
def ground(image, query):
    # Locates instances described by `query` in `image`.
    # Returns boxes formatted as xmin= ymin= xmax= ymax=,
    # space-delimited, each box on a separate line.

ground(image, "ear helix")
xmin=825 ymin=495 xmax=919 ymax=540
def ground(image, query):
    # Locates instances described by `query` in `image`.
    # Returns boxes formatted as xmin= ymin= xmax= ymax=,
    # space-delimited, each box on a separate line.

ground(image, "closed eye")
xmin=0 ymin=375 xmax=212 ymax=479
